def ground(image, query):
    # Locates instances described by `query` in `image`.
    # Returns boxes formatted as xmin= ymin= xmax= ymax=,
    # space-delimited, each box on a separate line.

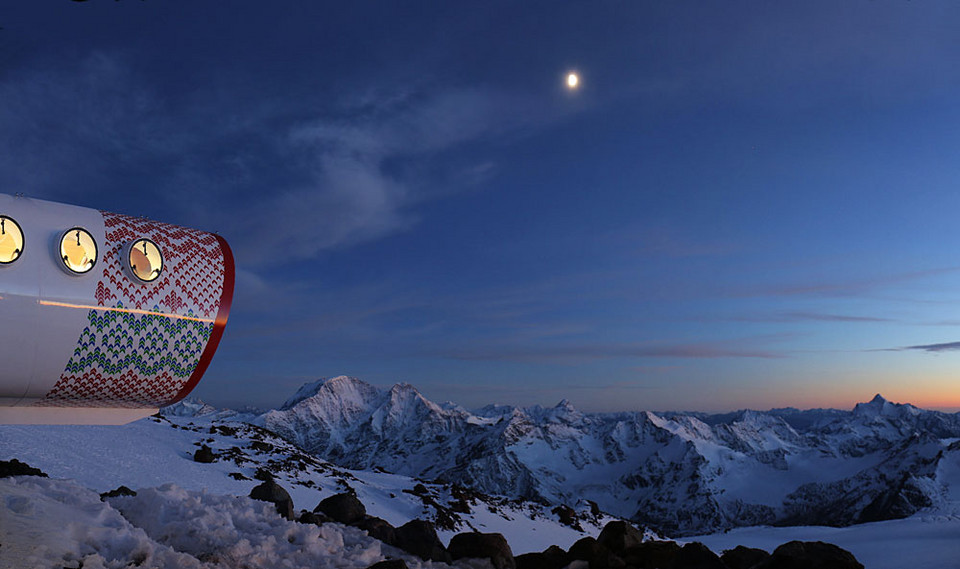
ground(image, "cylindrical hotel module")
xmin=0 ymin=193 xmax=234 ymax=424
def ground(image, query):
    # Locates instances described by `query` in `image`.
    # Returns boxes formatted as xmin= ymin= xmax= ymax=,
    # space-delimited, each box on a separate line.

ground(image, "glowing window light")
xmin=59 ymin=227 xmax=98 ymax=274
xmin=0 ymin=215 xmax=24 ymax=265
xmin=128 ymin=238 xmax=163 ymax=283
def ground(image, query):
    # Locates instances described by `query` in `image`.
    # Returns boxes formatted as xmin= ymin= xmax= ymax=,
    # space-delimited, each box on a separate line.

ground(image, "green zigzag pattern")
xmin=62 ymin=302 xmax=213 ymax=379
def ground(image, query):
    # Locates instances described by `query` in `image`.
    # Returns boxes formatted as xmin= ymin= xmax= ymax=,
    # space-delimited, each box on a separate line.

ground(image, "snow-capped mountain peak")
xmin=852 ymin=393 xmax=921 ymax=421
xmin=279 ymin=375 xmax=377 ymax=411
xmin=258 ymin=378 xmax=960 ymax=535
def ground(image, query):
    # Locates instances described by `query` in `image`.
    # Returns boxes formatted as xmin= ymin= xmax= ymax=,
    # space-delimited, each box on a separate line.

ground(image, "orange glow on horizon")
xmin=761 ymin=388 xmax=960 ymax=413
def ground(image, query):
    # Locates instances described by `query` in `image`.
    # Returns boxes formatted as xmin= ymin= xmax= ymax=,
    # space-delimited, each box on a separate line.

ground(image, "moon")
xmin=566 ymin=72 xmax=579 ymax=89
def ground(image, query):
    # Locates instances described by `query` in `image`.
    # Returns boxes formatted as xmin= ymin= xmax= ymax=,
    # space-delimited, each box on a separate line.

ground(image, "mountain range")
xmin=243 ymin=376 xmax=960 ymax=535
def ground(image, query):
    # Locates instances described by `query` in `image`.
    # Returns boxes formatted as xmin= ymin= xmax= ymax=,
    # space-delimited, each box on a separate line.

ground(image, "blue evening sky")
xmin=3 ymin=1 xmax=960 ymax=412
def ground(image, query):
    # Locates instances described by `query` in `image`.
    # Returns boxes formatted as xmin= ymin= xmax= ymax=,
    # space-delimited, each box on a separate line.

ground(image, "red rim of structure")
xmin=166 ymin=234 xmax=235 ymax=406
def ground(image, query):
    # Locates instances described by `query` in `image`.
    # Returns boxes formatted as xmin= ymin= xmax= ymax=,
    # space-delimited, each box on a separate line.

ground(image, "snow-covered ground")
xmin=690 ymin=515 xmax=960 ymax=569
xmin=0 ymin=475 xmax=479 ymax=569
xmin=0 ymin=413 xmax=610 ymax=566
xmin=4 ymin=406 xmax=960 ymax=568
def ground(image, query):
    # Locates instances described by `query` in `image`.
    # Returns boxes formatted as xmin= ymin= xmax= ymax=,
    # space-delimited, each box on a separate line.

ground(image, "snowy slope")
xmin=0 ymin=413 xmax=611 ymax=556
xmin=0 ymin=476 xmax=398 ymax=569
xmin=258 ymin=377 xmax=960 ymax=534
xmin=3 ymin=412 xmax=958 ymax=569
xmin=689 ymin=515 xmax=960 ymax=569
xmin=4 ymin=385 xmax=960 ymax=569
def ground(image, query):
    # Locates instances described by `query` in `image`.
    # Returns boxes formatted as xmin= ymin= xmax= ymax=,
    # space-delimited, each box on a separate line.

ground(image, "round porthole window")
xmin=0 ymin=215 xmax=24 ymax=265
xmin=128 ymin=238 xmax=163 ymax=283
xmin=59 ymin=227 xmax=98 ymax=274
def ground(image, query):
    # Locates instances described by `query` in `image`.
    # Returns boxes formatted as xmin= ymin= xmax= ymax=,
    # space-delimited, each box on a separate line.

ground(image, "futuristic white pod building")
xmin=0 ymin=193 xmax=234 ymax=424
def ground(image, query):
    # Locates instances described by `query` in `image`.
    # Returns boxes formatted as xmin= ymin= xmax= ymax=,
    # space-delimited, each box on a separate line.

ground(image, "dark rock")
xmin=567 ymin=537 xmax=600 ymax=561
xmin=215 ymin=425 xmax=237 ymax=437
xmin=567 ymin=537 xmax=624 ymax=568
xmin=597 ymin=520 xmax=645 ymax=553
xmin=515 ymin=553 xmax=550 ymax=569
xmin=859 ymin=474 xmax=933 ymax=523
xmin=621 ymin=540 xmax=681 ymax=569
xmin=516 ymin=545 xmax=569 ymax=569
xmin=298 ymin=510 xmax=332 ymax=525
xmin=367 ymin=560 xmax=408 ymax=569
xmin=315 ymin=492 xmax=367 ymax=525
xmin=193 ymin=445 xmax=216 ymax=463
xmin=755 ymin=541 xmax=864 ymax=569
xmin=254 ymin=468 xmax=274 ymax=481
xmin=721 ymin=545 xmax=770 ymax=569
xmin=412 ymin=483 xmax=429 ymax=495
xmin=0 ymin=459 xmax=48 ymax=478
xmin=552 ymin=504 xmax=578 ymax=527
xmin=250 ymin=480 xmax=295 ymax=521
xmin=393 ymin=519 xmax=451 ymax=562
xmin=100 ymin=486 xmax=136 ymax=500
xmin=450 ymin=497 xmax=471 ymax=514
xmin=355 ymin=516 xmax=397 ymax=545
xmin=542 ymin=545 xmax=567 ymax=566
xmin=448 ymin=532 xmax=515 ymax=569
xmin=587 ymin=500 xmax=602 ymax=517
xmin=675 ymin=542 xmax=725 ymax=569
xmin=250 ymin=441 xmax=274 ymax=452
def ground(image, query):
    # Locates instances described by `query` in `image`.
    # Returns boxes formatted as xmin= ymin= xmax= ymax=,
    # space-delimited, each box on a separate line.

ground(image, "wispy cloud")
xmin=0 ymin=52 xmax=558 ymax=268
xmin=433 ymin=340 xmax=785 ymax=364
xmin=0 ymin=52 xmax=180 ymax=203
xmin=747 ymin=267 xmax=960 ymax=299
xmin=731 ymin=311 xmax=895 ymax=324
xmin=222 ymin=88 xmax=540 ymax=265
xmin=884 ymin=341 xmax=960 ymax=353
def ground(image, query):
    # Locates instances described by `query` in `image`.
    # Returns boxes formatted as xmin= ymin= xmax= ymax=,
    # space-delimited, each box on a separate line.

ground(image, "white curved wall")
xmin=0 ymin=194 xmax=234 ymax=424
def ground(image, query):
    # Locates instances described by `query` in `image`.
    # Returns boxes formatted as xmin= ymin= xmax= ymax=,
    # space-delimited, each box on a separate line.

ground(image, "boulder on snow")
xmin=298 ymin=510 xmax=332 ymax=525
xmin=393 ymin=519 xmax=451 ymax=562
xmin=755 ymin=541 xmax=864 ymax=569
xmin=314 ymin=492 xmax=367 ymax=525
xmin=367 ymin=560 xmax=408 ymax=569
xmin=193 ymin=445 xmax=217 ymax=463
xmin=250 ymin=441 xmax=274 ymax=453
xmin=0 ymin=459 xmax=48 ymax=478
xmin=100 ymin=486 xmax=137 ymax=500
xmin=354 ymin=516 xmax=397 ymax=545
xmin=620 ymin=540 xmax=681 ymax=569
xmin=515 ymin=545 xmax=568 ymax=569
xmin=448 ymin=532 xmax=515 ymax=569
xmin=721 ymin=545 xmax=771 ymax=569
xmin=597 ymin=520 xmax=645 ymax=553
xmin=566 ymin=537 xmax=624 ymax=568
xmin=250 ymin=480 xmax=295 ymax=520
xmin=542 ymin=545 xmax=568 ymax=566
xmin=552 ymin=504 xmax=580 ymax=529
xmin=675 ymin=542 xmax=725 ymax=569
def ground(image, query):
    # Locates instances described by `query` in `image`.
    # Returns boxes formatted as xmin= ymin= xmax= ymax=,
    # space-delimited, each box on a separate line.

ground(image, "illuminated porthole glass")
xmin=0 ymin=215 xmax=24 ymax=265
xmin=59 ymin=227 xmax=97 ymax=274
xmin=128 ymin=238 xmax=163 ymax=283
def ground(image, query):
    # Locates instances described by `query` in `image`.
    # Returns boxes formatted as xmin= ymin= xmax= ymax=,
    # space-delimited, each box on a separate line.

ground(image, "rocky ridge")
xmin=243 ymin=377 xmax=960 ymax=535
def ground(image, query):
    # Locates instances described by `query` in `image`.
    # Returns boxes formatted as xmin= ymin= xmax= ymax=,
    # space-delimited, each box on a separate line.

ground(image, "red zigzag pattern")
xmin=37 ymin=211 xmax=227 ymax=408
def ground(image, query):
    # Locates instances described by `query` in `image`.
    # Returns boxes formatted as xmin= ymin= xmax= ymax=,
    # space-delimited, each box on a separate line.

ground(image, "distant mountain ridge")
xmin=176 ymin=376 xmax=960 ymax=536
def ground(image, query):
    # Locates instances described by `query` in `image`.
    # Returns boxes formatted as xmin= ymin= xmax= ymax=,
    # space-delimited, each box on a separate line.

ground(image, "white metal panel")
xmin=0 ymin=194 xmax=104 ymax=405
